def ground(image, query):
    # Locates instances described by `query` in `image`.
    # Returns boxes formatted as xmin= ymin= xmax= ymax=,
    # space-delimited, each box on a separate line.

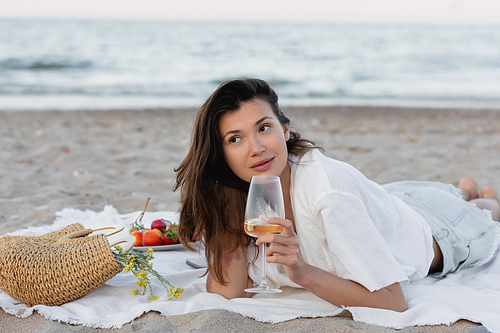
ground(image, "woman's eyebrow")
xmin=255 ymin=116 xmax=272 ymax=125
xmin=222 ymin=129 xmax=240 ymax=139
xmin=222 ymin=116 xmax=273 ymax=139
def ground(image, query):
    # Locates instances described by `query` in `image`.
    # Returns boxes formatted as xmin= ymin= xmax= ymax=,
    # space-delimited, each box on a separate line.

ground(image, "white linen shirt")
xmin=248 ymin=149 xmax=434 ymax=292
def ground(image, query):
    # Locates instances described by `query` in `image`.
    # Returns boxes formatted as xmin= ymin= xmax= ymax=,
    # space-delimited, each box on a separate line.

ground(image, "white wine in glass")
xmin=244 ymin=175 xmax=284 ymax=293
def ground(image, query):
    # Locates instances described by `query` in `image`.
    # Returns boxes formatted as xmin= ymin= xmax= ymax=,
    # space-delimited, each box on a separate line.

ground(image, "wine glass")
xmin=244 ymin=175 xmax=285 ymax=293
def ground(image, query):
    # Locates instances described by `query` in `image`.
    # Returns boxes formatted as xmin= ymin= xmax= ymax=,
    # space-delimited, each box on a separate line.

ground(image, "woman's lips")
xmin=251 ymin=157 xmax=274 ymax=172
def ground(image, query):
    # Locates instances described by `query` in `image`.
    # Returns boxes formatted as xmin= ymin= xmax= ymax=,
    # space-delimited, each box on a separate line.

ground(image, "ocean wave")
xmin=0 ymin=58 xmax=93 ymax=71
xmin=0 ymin=85 xmax=197 ymax=97
xmin=208 ymin=77 xmax=297 ymax=86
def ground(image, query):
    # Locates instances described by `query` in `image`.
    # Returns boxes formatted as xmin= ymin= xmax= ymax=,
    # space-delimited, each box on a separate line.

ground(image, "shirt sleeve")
xmin=316 ymin=192 xmax=409 ymax=292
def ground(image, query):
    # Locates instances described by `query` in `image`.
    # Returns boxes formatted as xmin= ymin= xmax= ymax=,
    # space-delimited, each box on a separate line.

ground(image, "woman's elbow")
xmin=383 ymin=283 xmax=407 ymax=312
xmin=391 ymin=301 xmax=407 ymax=313
xmin=384 ymin=294 xmax=407 ymax=312
xmin=206 ymin=278 xmax=250 ymax=299
xmin=206 ymin=286 xmax=248 ymax=299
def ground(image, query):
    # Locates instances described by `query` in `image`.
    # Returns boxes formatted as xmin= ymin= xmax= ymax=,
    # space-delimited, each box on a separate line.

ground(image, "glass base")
xmin=244 ymin=286 xmax=282 ymax=294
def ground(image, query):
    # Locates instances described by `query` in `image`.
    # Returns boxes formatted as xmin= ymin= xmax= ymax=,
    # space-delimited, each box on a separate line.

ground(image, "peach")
xmin=151 ymin=228 xmax=163 ymax=237
xmin=142 ymin=230 xmax=163 ymax=246
xmin=131 ymin=231 xmax=143 ymax=247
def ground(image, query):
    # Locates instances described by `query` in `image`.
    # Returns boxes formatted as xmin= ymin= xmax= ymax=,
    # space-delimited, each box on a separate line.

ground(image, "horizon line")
xmin=1 ymin=16 xmax=499 ymax=27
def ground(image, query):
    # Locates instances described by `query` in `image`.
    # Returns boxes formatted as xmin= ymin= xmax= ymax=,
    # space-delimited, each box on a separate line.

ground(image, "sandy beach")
xmin=1 ymin=106 xmax=499 ymax=332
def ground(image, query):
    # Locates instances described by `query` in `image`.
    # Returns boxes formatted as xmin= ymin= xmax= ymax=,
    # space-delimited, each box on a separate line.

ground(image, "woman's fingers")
xmin=256 ymin=232 xmax=295 ymax=246
xmin=265 ymin=235 xmax=300 ymax=250
xmin=255 ymin=216 xmax=294 ymax=246
xmin=262 ymin=216 xmax=293 ymax=229
xmin=266 ymin=242 xmax=299 ymax=258
xmin=266 ymin=239 xmax=307 ymax=280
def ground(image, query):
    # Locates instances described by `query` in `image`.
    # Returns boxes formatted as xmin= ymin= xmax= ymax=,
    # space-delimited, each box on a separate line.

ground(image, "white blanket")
xmin=1 ymin=206 xmax=499 ymax=331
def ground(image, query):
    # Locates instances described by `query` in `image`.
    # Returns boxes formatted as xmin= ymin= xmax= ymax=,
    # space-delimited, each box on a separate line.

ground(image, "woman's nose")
xmin=249 ymin=137 xmax=265 ymax=155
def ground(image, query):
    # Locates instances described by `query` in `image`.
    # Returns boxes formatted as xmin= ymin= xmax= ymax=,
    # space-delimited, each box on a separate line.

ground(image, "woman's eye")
xmin=260 ymin=124 xmax=270 ymax=132
xmin=229 ymin=137 xmax=240 ymax=143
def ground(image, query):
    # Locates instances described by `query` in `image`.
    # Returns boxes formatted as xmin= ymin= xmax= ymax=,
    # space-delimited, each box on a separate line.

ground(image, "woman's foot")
xmin=459 ymin=177 xmax=480 ymax=201
xmin=480 ymin=185 xmax=500 ymax=205
xmin=472 ymin=184 xmax=500 ymax=222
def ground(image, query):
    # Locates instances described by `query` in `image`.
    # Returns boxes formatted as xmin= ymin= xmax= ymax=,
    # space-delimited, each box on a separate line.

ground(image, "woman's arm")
xmin=206 ymin=244 xmax=254 ymax=299
xmin=294 ymin=265 xmax=406 ymax=312
xmin=258 ymin=217 xmax=407 ymax=312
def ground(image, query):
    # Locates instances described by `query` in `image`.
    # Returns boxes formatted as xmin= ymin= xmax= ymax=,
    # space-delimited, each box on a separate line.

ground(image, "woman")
xmin=174 ymin=78 xmax=500 ymax=312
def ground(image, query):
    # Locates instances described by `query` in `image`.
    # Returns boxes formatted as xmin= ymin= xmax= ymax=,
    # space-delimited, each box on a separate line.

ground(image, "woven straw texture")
xmin=0 ymin=223 xmax=123 ymax=307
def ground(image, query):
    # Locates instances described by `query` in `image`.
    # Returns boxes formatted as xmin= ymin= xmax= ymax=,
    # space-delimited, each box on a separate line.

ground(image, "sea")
xmin=1 ymin=18 xmax=499 ymax=111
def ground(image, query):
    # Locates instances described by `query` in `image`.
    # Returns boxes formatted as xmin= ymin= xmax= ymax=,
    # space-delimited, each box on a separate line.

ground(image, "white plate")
xmin=132 ymin=244 xmax=186 ymax=252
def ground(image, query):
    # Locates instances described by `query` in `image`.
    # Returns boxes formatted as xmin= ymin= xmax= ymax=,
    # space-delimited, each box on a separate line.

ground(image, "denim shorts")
xmin=382 ymin=181 xmax=500 ymax=277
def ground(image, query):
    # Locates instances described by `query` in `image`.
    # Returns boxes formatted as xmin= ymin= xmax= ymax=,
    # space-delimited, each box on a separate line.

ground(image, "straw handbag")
xmin=0 ymin=223 xmax=134 ymax=307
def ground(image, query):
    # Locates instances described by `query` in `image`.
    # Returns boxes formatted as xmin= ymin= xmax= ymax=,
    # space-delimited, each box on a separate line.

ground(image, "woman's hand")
xmin=255 ymin=217 xmax=310 ymax=285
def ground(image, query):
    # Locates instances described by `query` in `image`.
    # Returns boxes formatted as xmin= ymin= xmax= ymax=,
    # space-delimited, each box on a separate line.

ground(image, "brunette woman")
xmin=174 ymin=78 xmax=500 ymax=312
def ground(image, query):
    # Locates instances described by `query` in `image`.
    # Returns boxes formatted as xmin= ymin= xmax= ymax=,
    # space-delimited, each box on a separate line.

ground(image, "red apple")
xmin=151 ymin=219 xmax=167 ymax=231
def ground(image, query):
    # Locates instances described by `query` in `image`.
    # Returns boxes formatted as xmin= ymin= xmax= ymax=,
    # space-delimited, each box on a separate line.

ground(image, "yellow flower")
xmin=174 ymin=288 xmax=185 ymax=298
xmin=136 ymin=281 xmax=148 ymax=287
xmin=123 ymin=262 xmax=134 ymax=272
xmin=137 ymin=271 xmax=148 ymax=280
xmin=126 ymin=255 xmax=136 ymax=263
xmin=167 ymin=286 xmax=184 ymax=299
xmin=168 ymin=287 xmax=180 ymax=294
xmin=113 ymin=245 xmax=182 ymax=302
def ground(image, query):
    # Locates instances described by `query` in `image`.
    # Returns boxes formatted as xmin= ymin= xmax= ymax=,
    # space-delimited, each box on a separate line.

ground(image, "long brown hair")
xmin=174 ymin=78 xmax=318 ymax=285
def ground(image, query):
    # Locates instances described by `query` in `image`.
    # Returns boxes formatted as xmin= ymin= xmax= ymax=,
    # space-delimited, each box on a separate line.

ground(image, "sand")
xmin=1 ymin=106 xmax=499 ymax=332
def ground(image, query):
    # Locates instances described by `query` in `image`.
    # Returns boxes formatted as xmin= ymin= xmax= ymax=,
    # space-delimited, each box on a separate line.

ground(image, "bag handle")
xmin=91 ymin=225 xmax=135 ymax=251
xmin=92 ymin=225 xmax=124 ymax=237
xmin=108 ymin=236 xmax=136 ymax=252
xmin=55 ymin=225 xmax=135 ymax=252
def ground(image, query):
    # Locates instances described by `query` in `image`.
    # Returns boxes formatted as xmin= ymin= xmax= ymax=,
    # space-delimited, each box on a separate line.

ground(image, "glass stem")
xmin=259 ymin=243 xmax=268 ymax=288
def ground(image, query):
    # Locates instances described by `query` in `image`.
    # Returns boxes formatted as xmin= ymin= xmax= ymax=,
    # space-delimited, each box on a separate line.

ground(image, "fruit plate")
xmin=132 ymin=244 xmax=185 ymax=252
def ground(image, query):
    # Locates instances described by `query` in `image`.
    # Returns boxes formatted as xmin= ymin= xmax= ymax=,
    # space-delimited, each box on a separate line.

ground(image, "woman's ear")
xmin=284 ymin=125 xmax=290 ymax=141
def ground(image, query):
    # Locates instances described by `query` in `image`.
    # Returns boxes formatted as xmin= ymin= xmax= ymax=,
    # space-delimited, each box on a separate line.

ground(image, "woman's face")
xmin=218 ymin=98 xmax=290 ymax=183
